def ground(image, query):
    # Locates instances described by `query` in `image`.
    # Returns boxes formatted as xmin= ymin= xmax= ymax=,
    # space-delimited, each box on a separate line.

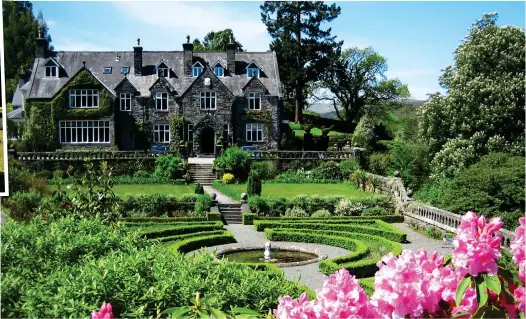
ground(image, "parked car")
xmin=242 ymin=145 xmax=260 ymax=159
xmin=151 ymin=145 xmax=168 ymax=157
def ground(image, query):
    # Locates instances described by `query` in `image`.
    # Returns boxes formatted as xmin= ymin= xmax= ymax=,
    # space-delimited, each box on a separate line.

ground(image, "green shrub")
xmin=349 ymin=170 xmax=368 ymax=191
xmin=52 ymin=169 xmax=65 ymax=179
xmin=242 ymin=213 xmax=257 ymax=225
xmin=361 ymin=206 xmax=387 ymax=216
xmin=120 ymin=216 xmax=206 ymax=223
xmin=8 ymin=164 xmax=49 ymax=194
xmin=367 ymin=153 xmax=392 ymax=176
xmin=334 ymin=199 xmax=367 ymax=216
xmin=9 ymin=247 xmax=306 ymax=318
xmin=310 ymin=161 xmax=342 ymax=180
xmin=206 ymin=212 xmax=222 ymax=221
xmin=273 ymin=170 xmax=340 ymax=184
xmin=195 ymin=183 xmax=205 ymax=194
xmin=222 ymin=173 xmax=235 ymax=184
xmin=133 ymin=170 xmax=151 ymax=178
xmin=359 ymin=278 xmax=375 ymax=296
xmin=153 ymin=155 xmax=184 ymax=180
xmin=283 ymin=206 xmax=309 ymax=217
xmin=156 ymin=230 xmax=227 ymax=243
xmin=382 ymin=139 xmax=430 ymax=189
xmin=33 ymin=169 xmax=52 ymax=179
xmin=254 ymin=215 xmax=404 ymax=223
xmin=339 ymin=158 xmax=361 ymax=177
xmin=250 ymin=161 xmax=278 ymax=180
xmin=138 ymin=222 xmax=224 ymax=239
xmin=352 ymin=116 xmax=375 ymax=150
xmin=121 ymin=194 xmax=197 ymax=217
xmin=3 ymin=191 xmax=43 ymax=222
xmin=214 ymin=147 xmax=251 ymax=181
xmin=247 ymin=170 xmax=262 ymax=196
xmin=311 ymin=209 xmax=332 ymax=218
xmin=195 ymin=194 xmax=213 ymax=217
xmin=167 ymin=232 xmax=236 ymax=253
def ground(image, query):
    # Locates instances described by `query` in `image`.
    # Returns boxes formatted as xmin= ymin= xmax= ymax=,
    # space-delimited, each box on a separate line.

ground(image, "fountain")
xmin=264 ymin=241 xmax=272 ymax=261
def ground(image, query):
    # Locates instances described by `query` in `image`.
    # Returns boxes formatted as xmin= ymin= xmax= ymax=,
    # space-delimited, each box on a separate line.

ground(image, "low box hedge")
xmin=254 ymin=220 xmax=407 ymax=243
xmin=157 ymin=230 xmax=226 ymax=243
xmin=168 ymin=232 xmax=236 ymax=253
xmin=252 ymin=215 xmax=404 ymax=224
xmin=120 ymin=216 xmax=207 ymax=223
xmin=138 ymin=222 xmax=224 ymax=239
xmin=358 ymin=277 xmax=375 ymax=296
xmin=207 ymin=212 xmax=222 ymax=221
xmin=242 ymin=213 xmax=257 ymax=225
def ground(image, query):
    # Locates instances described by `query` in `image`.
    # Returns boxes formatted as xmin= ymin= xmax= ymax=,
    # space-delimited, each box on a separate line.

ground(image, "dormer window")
xmin=214 ymin=67 xmax=224 ymax=77
xmin=156 ymin=61 xmax=170 ymax=78
xmin=44 ymin=58 xmax=59 ymax=77
xmin=121 ymin=66 xmax=129 ymax=74
xmin=103 ymin=67 xmax=112 ymax=74
xmin=192 ymin=62 xmax=204 ymax=77
xmin=45 ymin=66 xmax=58 ymax=77
xmin=247 ymin=68 xmax=259 ymax=78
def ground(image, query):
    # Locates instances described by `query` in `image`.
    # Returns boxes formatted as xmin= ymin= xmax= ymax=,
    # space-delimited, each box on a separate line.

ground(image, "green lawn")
xmin=218 ymin=183 xmax=368 ymax=198
xmin=49 ymin=184 xmax=196 ymax=197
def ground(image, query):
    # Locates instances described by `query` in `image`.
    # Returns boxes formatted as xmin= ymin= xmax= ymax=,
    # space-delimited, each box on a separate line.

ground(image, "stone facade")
xmin=18 ymin=36 xmax=284 ymax=154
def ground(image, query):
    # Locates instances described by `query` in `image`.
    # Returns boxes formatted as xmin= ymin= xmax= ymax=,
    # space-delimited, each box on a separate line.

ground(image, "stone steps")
xmin=188 ymin=163 xmax=215 ymax=185
xmin=218 ymin=203 xmax=242 ymax=225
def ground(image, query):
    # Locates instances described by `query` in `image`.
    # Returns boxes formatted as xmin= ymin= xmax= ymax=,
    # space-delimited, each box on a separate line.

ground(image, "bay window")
xmin=59 ymin=120 xmax=110 ymax=144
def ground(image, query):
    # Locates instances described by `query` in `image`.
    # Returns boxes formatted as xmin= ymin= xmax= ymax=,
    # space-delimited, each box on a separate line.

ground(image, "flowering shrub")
xmin=334 ymin=199 xmax=366 ymax=216
xmin=275 ymin=212 xmax=526 ymax=319
xmin=222 ymin=173 xmax=235 ymax=184
xmin=92 ymin=302 xmax=113 ymax=319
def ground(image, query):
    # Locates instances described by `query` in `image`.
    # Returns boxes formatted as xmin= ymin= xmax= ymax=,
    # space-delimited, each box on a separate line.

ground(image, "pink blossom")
xmin=92 ymin=302 xmax=113 ymax=319
xmin=451 ymin=288 xmax=478 ymax=317
xmin=514 ymin=286 xmax=525 ymax=313
xmin=511 ymin=217 xmax=526 ymax=282
xmin=452 ymin=211 xmax=503 ymax=276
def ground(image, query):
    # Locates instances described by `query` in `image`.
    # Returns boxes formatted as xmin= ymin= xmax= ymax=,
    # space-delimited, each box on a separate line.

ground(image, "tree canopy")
xmin=192 ymin=29 xmax=243 ymax=52
xmin=261 ymin=1 xmax=343 ymax=123
xmin=418 ymin=13 xmax=525 ymax=177
xmin=313 ymin=47 xmax=409 ymax=125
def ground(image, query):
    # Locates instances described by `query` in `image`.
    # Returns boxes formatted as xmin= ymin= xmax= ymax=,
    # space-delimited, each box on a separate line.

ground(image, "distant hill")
xmin=307 ymin=99 xmax=427 ymax=119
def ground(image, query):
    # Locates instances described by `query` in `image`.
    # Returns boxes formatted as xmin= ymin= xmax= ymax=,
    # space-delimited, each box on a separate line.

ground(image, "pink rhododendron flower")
xmin=514 ymin=286 xmax=525 ymax=313
xmin=452 ymin=211 xmax=503 ymax=276
xmin=92 ymin=302 xmax=113 ymax=319
xmin=511 ymin=217 xmax=526 ymax=282
xmin=451 ymin=288 xmax=478 ymax=318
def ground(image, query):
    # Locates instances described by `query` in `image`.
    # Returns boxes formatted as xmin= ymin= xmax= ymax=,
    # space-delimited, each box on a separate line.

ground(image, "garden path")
xmin=203 ymin=186 xmax=238 ymax=204
xmin=191 ymin=223 xmax=454 ymax=291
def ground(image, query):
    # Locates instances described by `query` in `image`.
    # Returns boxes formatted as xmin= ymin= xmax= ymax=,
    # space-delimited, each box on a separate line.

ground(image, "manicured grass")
xmin=218 ymin=183 xmax=368 ymax=198
xmin=49 ymin=184 xmax=196 ymax=197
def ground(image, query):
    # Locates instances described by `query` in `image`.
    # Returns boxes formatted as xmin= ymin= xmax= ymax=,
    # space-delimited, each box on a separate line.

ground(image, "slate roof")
xmin=7 ymin=107 xmax=23 ymax=119
xmin=11 ymin=82 xmax=29 ymax=107
xmin=25 ymin=50 xmax=282 ymax=99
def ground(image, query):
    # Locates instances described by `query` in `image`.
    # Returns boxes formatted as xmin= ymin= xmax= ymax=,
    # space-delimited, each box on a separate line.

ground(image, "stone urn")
xmin=240 ymin=193 xmax=248 ymax=203
xmin=211 ymin=193 xmax=217 ymax=200
xmin=393 ymin=170 xmax=400 ymax=177
xmin=406 ymin=189 xmax=413 ymax=197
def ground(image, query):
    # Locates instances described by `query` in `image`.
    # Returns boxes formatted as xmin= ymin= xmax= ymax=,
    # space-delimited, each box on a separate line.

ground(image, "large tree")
xmin=192 ymin=29 xmax=243 ymax=52
xmin=418 ymin=13 xmax=525 ymax=177
xmin=261 ymin=1 xmax=343 ymax=123
xmin=313 ymin=47 xmax=409 ymax=125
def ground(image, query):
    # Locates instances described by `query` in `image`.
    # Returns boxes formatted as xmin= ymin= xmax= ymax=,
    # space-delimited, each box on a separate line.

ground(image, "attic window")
xmin=192 ymin=62 xmax=204 ymax=77
xmin=121 ymin=66 xmax=129 ymax=74
xmin=247 ymin=68 xmax=259 ymax=78
xmin=45 ymin=66 xmax=58 ymax=77
xmin=157 ymin=67 xmax=169 ymax=78
xmin=214 ymin=67 xmax=224 ymax=77
xmin=103 ymin=67 xmax=112 ymax=74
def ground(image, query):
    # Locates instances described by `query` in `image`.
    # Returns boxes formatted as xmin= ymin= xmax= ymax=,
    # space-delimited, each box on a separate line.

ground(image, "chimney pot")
xmin=183 ymin=42 xmax=194 ymax=76
xmin=134 ymin=39 xmax=143 ymax=76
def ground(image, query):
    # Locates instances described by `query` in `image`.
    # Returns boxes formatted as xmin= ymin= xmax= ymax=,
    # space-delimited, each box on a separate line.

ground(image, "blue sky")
xmin=32 ymin=1 xmax=525 ymax=100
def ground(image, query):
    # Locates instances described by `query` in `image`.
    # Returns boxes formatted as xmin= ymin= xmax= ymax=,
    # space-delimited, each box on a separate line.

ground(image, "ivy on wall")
xmin=169 ymin=115 xmax=184 ymax=150
xmin=24 ymin=68 xmax=115 ymax=151
xmin=134 ymin=121 xmax=153 ymax=150
xmin=242 ymin=108 xmax=273 ymax=141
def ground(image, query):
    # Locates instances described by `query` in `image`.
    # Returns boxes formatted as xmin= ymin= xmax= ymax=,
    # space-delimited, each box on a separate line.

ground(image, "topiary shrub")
xmin=361 ymin=206 xmax=387 ymax=216
xmin=352 ymin=116 xmax=375 ymax=150
xmin=246 ymin=170 xmax=262 ymax=196
xmin=194 ymin=183 xmax=204 ymax=195
xmin=153 ymin=155 xmax=184 ymax=180
xmin=310 ymin=161 xmax=342 ymax=180
xmin=282 ymin=206 xmax=309 ymax=218
xmin=334 ymin=199 xmax=366 ymax=216
xmin=339 ymin=158 xmax=360 ymax=177
xmin=222 ymin=173 xmax=235 ymax=184
xmin=311 ymin=209 xmax=332 ymax=218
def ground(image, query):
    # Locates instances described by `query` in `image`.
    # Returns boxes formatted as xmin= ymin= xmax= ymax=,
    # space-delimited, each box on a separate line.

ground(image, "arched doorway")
xmin=200 ymin=126 xmax=215 ymax=155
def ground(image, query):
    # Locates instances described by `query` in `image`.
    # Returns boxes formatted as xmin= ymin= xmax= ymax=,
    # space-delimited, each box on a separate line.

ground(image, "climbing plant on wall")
xmin=24 ymin=68 xmax=115 ymax=151
xmin=242 ymin=108 xmax=273 ymax=141
xmin=169 ymin=115 xmax=184 ymax=150
xmin=133 ymin=121 xmax=153 ymax=150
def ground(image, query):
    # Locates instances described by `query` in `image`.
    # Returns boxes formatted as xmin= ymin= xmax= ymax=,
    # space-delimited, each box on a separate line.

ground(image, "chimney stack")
xmin=35 ymin=27 xmax=48 ymax=58
xmin=183 ymin=36 xmax=194 ymax=76
xmin=134 ymin=38 xmax=143 ymax=75
xmin=226 ymin=37 xmax=236 ymax=74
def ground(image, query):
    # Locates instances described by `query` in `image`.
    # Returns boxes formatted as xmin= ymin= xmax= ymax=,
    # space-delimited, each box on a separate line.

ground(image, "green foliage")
xmin=352 ymin=116 xmax=376 ymax=150
xmin=121 ymin=216 xmax=206 ymax=223
xmin=242 ymin=213 xmax=257 ymax=225
xmin=169 ymin=115 xmax=184 ymax=149
xmin=138 ymin=222 xmax=224 ymax=239
xmin=273 ymin=169 xmax=340 ymax=184
xmin=194 ymin=183 xmax=205 ymax=195
xmin=3 ymin=191 xmax=43 ymax=222
xmin=311 ymin=209 xmax=332 ymax=218
xmin=361 ymin=206 xmax=387 ymax=216
xmin=250 ymin=214 xmax=404 ymax=223
xmin=334 ymin=199 xmax=366 ymax=216
xmin=339 ymin=158 xmax=361 ymax=177
xmin=193 ymin=28 xmax=243 ymax=52
xmin=350 ymin=170 xmax=368 ymax=191
xmin=382 ymin=139 xmax=429 ymax=189
xmin=250 ymin=161 xmax=279 ymax=180
xmin=206 ymin=212 xmax=222 ymax=221
xmin=153 ymin=155 xmax=184 ymax=180
xmin=310 ymin=161 xmax=342 ymax=180
xmin=52 ymin=169 xmax=65 ymax=179
xmin=248 ymin=194 xmax=393 ymax=217
xmin=415 ymin=152 xmax=525 ymax=229
xmin=222 ymin=173 xmax=235 ymax=184
xmin=419 ymin=13 xmax=525 ymax=175
xmin=195 ymin=195 xmax=213 ymax=217
xmin=246 ymin=170 xmax=262 ymax=196
xmin=48 ymin=175 xmax=186 ymax=185
xmin=44 ymin=161 xmax=121 ymax=224
xmin=367 ymin=153 xmax=392 ymax=176
xmin=261 ymin=1 xmax=342 ymax=122
xmin=212 ymin=180 xmax=243 ymax=202
xmin=121 ymin=194 xmax=199 ymax=217
xmin=214 ymin=147 xmax=251 ymax=181
xmin=283 ymin=206 xmax=309 ymax=217
xmin=7 ymin=161 xmax=49 ymax=194
xmin=33 ymin=169 xmax=52 ymax=179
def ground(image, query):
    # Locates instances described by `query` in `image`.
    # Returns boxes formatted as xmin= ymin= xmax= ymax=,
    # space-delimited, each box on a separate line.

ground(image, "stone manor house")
xmin=10 ymin=35 xmax=283 ymax=155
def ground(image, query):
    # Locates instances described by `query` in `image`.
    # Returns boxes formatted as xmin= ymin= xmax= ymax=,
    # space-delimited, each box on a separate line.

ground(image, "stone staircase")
xmin=218 ymin=203 xmax=243 ymax=224
xmin=188 ymin=163 xmax=215 ymax=185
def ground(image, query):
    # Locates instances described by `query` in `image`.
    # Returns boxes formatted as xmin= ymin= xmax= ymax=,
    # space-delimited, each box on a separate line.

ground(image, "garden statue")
xmin=264 ymin=241 xmax=272 ymax=260
xmin=241 ymin=193 xmax=248 ymax=201
xmin=342 ymin=141 xmax=351 ymax=152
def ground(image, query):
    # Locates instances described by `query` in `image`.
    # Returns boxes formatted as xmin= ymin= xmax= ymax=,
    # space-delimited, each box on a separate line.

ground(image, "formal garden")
xmin=2 ymin=8 xmax=526 ymax=319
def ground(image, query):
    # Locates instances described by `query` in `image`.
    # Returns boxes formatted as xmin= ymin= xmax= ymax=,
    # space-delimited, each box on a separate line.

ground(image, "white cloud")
xmin=408 ymin=86 xmax=445 ymax=100
xmin=112 ymin=2 xmax=270 ymax=51
xmin=54 ymin=39 xmax=111 ymax=51
xmin=386 ymin=68 xmax=440 ymax=78
xmin=340 ymin=35 xmax=372 ymax=50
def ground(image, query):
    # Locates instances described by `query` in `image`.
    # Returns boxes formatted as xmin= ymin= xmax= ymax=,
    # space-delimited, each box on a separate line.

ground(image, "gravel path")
xmin=203 ymin=186 xmax=238 ymax=204
xmin=188 ymin=223 xmax=453 ymax=291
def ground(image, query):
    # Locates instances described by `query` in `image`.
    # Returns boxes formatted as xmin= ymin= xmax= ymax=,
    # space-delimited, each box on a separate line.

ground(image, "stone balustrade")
xmin=250 ymin=150 xmax=359 ymax=160
xmin=12 ymin=150 xmax=167 ymax=161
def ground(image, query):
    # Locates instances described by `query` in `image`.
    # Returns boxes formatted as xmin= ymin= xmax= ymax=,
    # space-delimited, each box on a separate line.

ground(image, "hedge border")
xmin=358 ymin=277 xmax=375 ymax=296
xmin=120 ymin=217 xmax=206 ymax=223
xmin=206 ymin=212 xmax=222 ymax=221
xmin=242 ymin=214 xmax=404 ymax=225
xmin=254 ymin=220 xmax=407 ymax=243
xmin=157 ymin=230 xmax=227 ymax=243
xmin=242 ymin=213 xmax=257 ymax=225
xmin=138 ymin=222 xmax=224 ymax=239
xmin=168 ymin=232 xmax=236 ymax=253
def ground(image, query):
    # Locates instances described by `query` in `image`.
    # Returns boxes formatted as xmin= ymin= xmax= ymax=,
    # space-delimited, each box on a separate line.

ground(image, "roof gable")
xmin=149 ymin=76 xmax=176 ymax=94
xmin=56 ymin=66 xmax=116 ymax=99
xmin=114 ymin=76 xmax=139 ymax=94
xmin=181 ymin=66 xmax=234 ymax=98
xmin=245 ymin=60 xmax=262 ymax=70
xmin=242 ymin=76 xmax=270 ymax=95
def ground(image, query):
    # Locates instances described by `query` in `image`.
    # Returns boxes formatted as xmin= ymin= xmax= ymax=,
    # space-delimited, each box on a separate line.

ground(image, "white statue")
xmin=264 ymin=241 xmax=272 ymax=260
